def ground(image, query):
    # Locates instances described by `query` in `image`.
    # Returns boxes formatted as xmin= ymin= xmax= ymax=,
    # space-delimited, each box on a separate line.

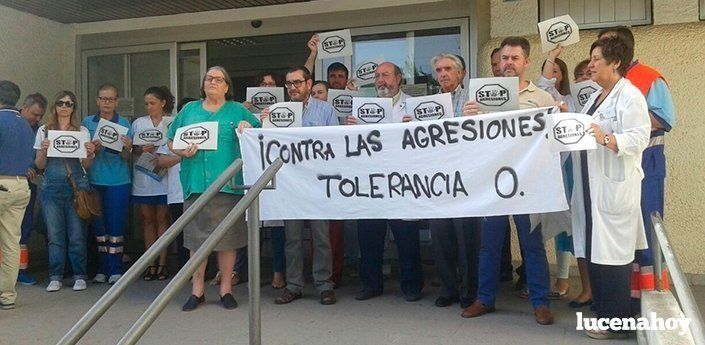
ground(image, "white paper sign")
xmin=407 ymin=93 xmax=455 ymax=121
xmin=241 ymin=107 xmax=567 ymax=220
xmin=93 ymin=118 xmax=129 ymax=151
xmin=468 ymin=77 xmax=519 ymax=113
xmin=538 ymin=15 xmax=580 ymax=53
xmin=262 ymin=102 xmax=303 ymax=129
xmin=547 ymin=112 xmax=597 ymax=152
xmin=133 ymin=119 xmax=172 ymax=146
xmin=172 ymin=121 xmax=219 ymax=150
xmin=328 ymin=89 xmax=362 ymax=118
xmin=317 ymin=29 xmax=353 ymax=60
xmin=246 ymin=87 xmax=285 ymax=113
xmin=352 ymin=56 xmax=384 ymax=86
xmin=352 ymin=97 xmax=393 ymax=125
xmin=47 ymin=130 xmax=89 ymax=158
xmin=570 ymin=80 xmax=600 ymax=110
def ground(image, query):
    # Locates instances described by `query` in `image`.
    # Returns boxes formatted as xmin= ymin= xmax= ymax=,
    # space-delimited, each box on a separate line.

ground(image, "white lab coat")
xmin=570 ymin=77 xmax=650 ymax=265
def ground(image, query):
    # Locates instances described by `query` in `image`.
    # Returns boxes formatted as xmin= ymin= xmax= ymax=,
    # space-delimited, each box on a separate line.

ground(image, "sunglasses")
xmin=56 ymin=101 xmax=75 ymax=108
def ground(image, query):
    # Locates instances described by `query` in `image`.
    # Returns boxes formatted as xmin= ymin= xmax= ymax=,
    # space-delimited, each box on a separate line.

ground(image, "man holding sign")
xmin=462 ymin=37 xmax=556 ymax=325
xmin=260 ymin=66 xmax=339 ymax=305
xmin=82 ymin=84 xmax=133 ymax=285
xmin=345 ymin=62 xmax=424 ymax=302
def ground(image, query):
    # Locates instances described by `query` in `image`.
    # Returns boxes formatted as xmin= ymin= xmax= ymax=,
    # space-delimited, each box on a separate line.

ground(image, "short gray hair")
xmin=431 ymin=53 xmax=465 ymax=71
xmin=22 ymin=93 xmax=48 ymax=111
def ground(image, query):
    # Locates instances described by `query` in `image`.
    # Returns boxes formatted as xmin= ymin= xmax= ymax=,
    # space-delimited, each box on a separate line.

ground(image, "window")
xmin=540 ymin=0 xmax=652 ymax=29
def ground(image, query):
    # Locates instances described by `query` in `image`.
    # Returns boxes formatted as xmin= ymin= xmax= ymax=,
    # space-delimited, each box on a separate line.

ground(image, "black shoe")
xmin=320 ymin=290 xmax=336 ymax=305
xmin=568 ymin=299 xmax=593 ymax=308
xmin=182 ymin=294 xmax=205 ymax=312
xmin=220 ymin=293 xmax=238 ymax=309
xmin=434 ymin=295 xmax=459 ymax=307
xmin=355 ymin=289 xmax=382 ymax=301
xmin=404 ymin=291 xmax=422 ymax=302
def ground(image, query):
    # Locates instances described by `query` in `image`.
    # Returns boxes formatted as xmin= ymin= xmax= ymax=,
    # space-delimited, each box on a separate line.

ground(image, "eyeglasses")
xmin=56 ymin=101 xmax=75 ymax=108
xmin=205 ymin=76 xmax=226 ymax=84
xmin=284 ymin=79 xmax=308 ymax=88
xmin=98 ymin=97 xmax=117 ymax=103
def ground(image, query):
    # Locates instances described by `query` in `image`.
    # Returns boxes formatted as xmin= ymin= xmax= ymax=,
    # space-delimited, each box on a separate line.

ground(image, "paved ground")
xmin=0 ymin=272 xmax=650 ymax=345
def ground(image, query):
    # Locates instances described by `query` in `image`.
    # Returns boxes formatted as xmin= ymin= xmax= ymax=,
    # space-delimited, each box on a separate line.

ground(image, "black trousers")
xmin=429 ymin=217 xmax=481 ymax=305
xmin=588 ymin=262 xmax=632 ymax=319
xmin=169 ymin=203 xmax=189 ymax=269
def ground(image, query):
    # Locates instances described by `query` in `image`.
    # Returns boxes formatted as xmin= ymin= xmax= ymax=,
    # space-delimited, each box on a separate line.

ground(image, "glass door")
xmin=178 ymin=42 xmax=207 ymax=106
xmin=81 ymin=43 xmax=177 ymax=120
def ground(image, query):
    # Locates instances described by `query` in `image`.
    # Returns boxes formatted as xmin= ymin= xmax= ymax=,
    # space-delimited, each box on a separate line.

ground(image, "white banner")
xmin=241 ymin=107 xmax=569 ymax=220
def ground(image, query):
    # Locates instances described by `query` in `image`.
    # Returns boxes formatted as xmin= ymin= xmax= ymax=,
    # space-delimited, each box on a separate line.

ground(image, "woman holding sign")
xmin=167 ymin=66 xmax=261 ymax=311
xmin=82 ymin=84 xmax=133 ymax=285
xmin=571 ymin=36 xmax=650 ymax=339
xmin=131 ymin=86 xmax=174 ymax=281
xmin=34 ymin=91 xmax=96 ymax=292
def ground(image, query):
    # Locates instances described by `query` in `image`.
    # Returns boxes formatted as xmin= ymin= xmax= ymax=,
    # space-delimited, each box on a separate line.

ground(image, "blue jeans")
xmin=478 ymin=215 xmax=549 ymax=309
xmin=357 ymin=219 xmax=423 ymax=295
xmin=270 ymin=226 xmax=286 ymax=273
xmin=41 ymin=186 xmax=87 ymax=281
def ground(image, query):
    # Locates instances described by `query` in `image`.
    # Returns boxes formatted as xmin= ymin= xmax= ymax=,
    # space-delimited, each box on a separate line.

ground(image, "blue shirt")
xmin=646 ymin=78 xmax=675 ymax=132
xmin=302 ymin=97 xmax=339 ymax=127
xmin=82 ymin=114 xmax=133 ymax=186
xmin=0 ymin=108 xmax=34 ymax=176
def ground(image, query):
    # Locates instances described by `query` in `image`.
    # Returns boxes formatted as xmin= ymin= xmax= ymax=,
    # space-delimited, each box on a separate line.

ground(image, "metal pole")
xmin=247 ymin=196 xmax=261 ymax=345
xmin=57 ymin=159 xmax=243 ymax=345
xmin=117 ymin=159 xmax=282 ymax=345
xmin=651 ymin=213 xmax=705 ymax=345
xmin=651 ymin=216 xmax=664 ymax=291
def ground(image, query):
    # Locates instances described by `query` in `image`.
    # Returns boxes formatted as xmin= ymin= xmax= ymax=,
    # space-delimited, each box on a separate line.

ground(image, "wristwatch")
xmin=602 ymin=134 xmax=610 ymax=146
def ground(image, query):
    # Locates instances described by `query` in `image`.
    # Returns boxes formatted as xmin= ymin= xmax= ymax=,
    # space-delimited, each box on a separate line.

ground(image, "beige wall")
xmin=0 ymin=5 xmax=75 ymax=108
xmin=482 ymin=0 xmax=705 ymax=278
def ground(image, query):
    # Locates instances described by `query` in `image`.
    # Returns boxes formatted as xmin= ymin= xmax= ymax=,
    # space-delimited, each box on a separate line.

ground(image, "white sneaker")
xmin=108 ymin=274 xmax=121 ymax=285
xmin=46 ymin=280 xmax=62 ymax=292
xmin=93 ymin=273 xmax=107 ymax=283
xmin=73 ymin=279 xmax=87 ymax=291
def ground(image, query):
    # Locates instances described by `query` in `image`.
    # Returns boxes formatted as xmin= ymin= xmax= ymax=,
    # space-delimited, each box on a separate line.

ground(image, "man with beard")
xmin=461 ymin=37 xmax=555 ymax=325
xmin=261 ymin=66 xmax=339 ymax=306
xmin=346 ymin=62 xmax=425 ymax=302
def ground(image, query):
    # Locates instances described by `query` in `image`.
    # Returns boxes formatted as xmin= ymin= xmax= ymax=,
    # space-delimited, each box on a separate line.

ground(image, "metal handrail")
xmin=57 ymin=158 xmax=244 ymax=345
xmin=117 ymin=158 xmax=283 ymax=345
xmin=650 ymin=212 xmax=705 ymax=345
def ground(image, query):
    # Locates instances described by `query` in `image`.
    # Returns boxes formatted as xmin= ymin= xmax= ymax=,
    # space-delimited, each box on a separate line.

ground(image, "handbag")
xmin=63 ymin=159 xmax=102 ymax=220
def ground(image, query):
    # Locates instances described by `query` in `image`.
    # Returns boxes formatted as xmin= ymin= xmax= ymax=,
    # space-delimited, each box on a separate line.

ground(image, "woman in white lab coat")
xmin=570 ymin=36 xmax=650 ymax=339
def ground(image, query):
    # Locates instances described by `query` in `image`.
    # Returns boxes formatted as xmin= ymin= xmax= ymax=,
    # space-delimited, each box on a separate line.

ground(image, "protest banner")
xmin=172 ymin=121 xmax=218 ymax=150
xmin=262 ymin=102 xmax=303 ymax=128
xmin=352 ymin=97 xmax=393 ymax=124
xmin=538 ymin=14 xmax=580 ymax=52
xmin=570 ymin=80 xmax=600 ymax=110
xmin=93 ymin=118 xmax=129 ymax=151
xmin=246 ymin=87 xmax=285 ymax=113
xmin=317 ymin=29 xmax=353 ymax=59
xmin=467 ymin=77 xmax=519 ymax=113
xmin=407 ymin=93 xmax=455 ymax=121
xmin=47 ymin=130 xmax=89 ymax=159
xmin=241 ymin=107 xmax=569 ymax=220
